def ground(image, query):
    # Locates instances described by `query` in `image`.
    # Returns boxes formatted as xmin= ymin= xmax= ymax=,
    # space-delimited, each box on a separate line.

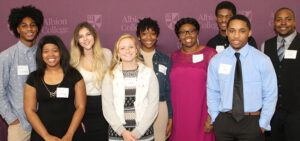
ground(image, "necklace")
xmin=41 ymin=78 xmax=61 ymax=98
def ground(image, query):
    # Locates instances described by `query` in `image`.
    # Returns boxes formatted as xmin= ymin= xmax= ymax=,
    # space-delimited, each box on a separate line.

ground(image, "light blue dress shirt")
xmin=0 ymin=41 xmax=37 ymax=131
xmin=207 ymin=44 xmax=278 ymax=130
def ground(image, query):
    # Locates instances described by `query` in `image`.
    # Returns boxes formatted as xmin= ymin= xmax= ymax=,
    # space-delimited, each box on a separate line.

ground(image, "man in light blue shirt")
xmin=207 ymin=15 xmax=277 ymax=141
xmin=0 ymin=5 xmax=43 ymax=141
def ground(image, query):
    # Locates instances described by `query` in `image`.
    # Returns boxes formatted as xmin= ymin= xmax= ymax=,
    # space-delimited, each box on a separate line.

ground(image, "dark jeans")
xmin=269 ymin=108 xmax=300 ymax=141
xmin=214 ymin=112 xmax=264 ymax=141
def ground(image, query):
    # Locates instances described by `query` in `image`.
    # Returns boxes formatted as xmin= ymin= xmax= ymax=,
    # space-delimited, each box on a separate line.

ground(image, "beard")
xmin=278 ymin=30 xmax=295 ymax=37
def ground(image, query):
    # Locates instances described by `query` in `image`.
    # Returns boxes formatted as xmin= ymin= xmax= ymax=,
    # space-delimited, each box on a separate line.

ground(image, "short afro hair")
xmin=215 ymin=1 xmax=236 ymax=17
xmin=8 ymin=5 xmax=44 ymax=38
xmin=174 ymin=17 xmax=200 ymax=37
xmin=227 ymin=14 xmax=251 ymax=30
xmin=136 ymin=17 xmax=160 ymax=37
xmin=274 ymin=7 xmax=295 ymax=20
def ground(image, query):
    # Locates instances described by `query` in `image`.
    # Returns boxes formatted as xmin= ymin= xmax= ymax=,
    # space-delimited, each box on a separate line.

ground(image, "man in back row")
xmin=207 ymin=1 xmax=257 ymax=52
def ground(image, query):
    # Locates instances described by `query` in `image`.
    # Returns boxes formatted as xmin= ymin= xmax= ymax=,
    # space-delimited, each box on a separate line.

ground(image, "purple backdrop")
xmin=0 ymin=0 xmax=299 ymax=140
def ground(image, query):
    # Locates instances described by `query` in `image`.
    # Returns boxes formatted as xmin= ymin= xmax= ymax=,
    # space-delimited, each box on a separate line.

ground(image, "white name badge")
xmin=216 ymin=45 xmax=225 ymax=53
xmin=284 ymin=50 xmax=297 ymax=59
xmin=158 ymin=64 xmax=167 ymax=75
xmin=56 ymin=87 xmax=69 ymax=98
xmin=193 ymin=54 xmax=203 ymax=63
xmin=218 ymin=64 xmax=232 ymax=74
xmin=17 ymin=65 xmax=29 ymax=75
xmin=124 ymin=77 xmax=137 ymax=87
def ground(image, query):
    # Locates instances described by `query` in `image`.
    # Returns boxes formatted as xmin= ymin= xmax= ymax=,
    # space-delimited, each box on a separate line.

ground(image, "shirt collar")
xmin=17 ymin=40 xmax=37 ymax=54
xmin=226 ymin=43 xmax=250 ymax=58
xmin=277 ymin=31 xmax=297 ymax=44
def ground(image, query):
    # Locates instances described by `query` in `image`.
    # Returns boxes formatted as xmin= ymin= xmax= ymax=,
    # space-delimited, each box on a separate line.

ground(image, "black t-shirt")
xmin=26 ymin=68 xmax=84 ymax=141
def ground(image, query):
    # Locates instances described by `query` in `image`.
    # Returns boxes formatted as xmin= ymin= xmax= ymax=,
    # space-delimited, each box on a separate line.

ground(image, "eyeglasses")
xmin=178 ymin=29 xmax=197 ymax=36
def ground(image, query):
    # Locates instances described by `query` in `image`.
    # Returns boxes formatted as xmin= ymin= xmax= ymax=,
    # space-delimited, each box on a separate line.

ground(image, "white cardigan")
xmin=102 ymin=62 xmax=159 ymax=138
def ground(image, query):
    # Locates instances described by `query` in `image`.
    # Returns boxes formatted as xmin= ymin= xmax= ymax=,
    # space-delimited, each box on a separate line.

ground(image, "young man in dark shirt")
xmin=206 ymin=1 xmax=257 ymax=52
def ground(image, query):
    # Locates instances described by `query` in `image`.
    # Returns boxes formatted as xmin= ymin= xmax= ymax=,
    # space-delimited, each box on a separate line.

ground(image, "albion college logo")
xmin=87 ymin=14 xmax=103 ymax=30
xmin=165 ymin=12 xmax=179 ymax=30
xmin=239 ymin=10 xmax=253 ymax=22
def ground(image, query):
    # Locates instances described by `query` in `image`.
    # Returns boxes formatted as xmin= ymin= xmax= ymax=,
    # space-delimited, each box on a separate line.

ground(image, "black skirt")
xmin=82 ymin=95 xmax=108 ymax=141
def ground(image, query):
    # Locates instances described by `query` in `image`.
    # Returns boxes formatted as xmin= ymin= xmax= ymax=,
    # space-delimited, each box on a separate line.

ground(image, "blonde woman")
xmin=102 ymin=34 xmax=159 ymax=141
xmin=70 ymin=22 xmax=112 ymax=140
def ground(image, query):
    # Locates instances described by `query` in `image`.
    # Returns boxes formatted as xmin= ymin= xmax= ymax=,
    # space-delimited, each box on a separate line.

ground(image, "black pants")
xmin=82 ymin=96 xmax=108 ymax=141
xmin=269 ymin=108 xmax=300 ymax=141
xmin=214 ymin=112 xmax=264 ymax=141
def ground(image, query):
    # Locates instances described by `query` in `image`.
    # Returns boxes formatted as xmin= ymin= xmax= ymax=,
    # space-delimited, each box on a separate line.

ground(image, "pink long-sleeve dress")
xmin=170 ymin=47 xmax=216 ymax=141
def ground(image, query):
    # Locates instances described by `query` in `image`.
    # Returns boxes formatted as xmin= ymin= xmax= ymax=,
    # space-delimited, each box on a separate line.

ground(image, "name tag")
xmin=124 ymin=77 xmax=137 ymax=87
xmin=216 ymin=45 xmax=225 ymax=53
xmin=158 ymin=64 xmax=167 ymax=75
xmin=193 ymin=54 xmax=203 ymax=63
xmin=17 ymin=65 xmax=29 ymax=75
xmin=56 ymin=87 xmax=69 ymax=98
xmin=284 ymin=50 xmax=297 ymax=59
xmin=218 ymin=64 xmax=232 ymax=74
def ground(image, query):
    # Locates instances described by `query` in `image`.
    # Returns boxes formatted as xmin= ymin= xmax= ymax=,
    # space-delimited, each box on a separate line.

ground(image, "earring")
xmin=138 ymin=37 xmax=140 ymax=41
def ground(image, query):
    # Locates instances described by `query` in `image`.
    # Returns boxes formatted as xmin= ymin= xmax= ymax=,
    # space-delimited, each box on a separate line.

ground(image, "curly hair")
xmin=136 ymin=17 xmax=160 ymax=37
xmin=8 ymin=5 xmax=44 ymax=38
xmin=174 ymin=17 xmax=200 ymax=37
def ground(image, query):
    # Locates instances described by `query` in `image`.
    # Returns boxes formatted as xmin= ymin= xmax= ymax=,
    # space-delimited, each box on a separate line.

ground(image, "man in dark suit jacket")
xmin=261 ymin=7 xmax=300 ymax=141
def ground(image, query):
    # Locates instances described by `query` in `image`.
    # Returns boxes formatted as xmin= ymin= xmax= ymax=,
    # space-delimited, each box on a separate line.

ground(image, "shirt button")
xmin=279 ymin=65 xmax=282 ymax=69
xmin=278 ymin=94 xmax=282 ymax=98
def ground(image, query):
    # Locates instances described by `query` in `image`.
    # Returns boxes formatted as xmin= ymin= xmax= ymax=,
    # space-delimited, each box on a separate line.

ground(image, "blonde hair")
xmin=109 ymin=34 xmax=143 ymax=79
xmin=70 ymin=22 xmax=107 ymax=88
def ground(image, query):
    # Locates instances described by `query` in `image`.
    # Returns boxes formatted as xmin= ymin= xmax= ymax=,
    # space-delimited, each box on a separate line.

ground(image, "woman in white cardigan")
xmin=102 ymin=34 xmax=159 ymax=141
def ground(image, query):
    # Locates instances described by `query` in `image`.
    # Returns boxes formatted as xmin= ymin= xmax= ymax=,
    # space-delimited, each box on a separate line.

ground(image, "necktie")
xmin=232 ymin=52 xmax=244 ymax=122
xmin=278 ymin=39 xmax=285 ymax=61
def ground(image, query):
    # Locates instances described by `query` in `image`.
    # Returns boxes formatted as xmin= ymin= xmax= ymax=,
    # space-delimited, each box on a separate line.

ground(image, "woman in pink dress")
xmin=170 ymin=18 xmax=217 ymax=141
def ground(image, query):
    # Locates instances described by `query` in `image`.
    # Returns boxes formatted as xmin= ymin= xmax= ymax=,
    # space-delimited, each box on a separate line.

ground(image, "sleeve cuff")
xmin=116 ymin=126 xmax=126 ymax=136
xmin=168 ymin=113 xmax=173 ymax=119
xmin=209 ymin=112 xmax=219 ymax=124
xmin=132 ymin=128 xmax=142 ymax=139
xmin=259 ymin=118 xmax=271 ymax=131
xmin=4 ymin=112 xmax=18 ymax=125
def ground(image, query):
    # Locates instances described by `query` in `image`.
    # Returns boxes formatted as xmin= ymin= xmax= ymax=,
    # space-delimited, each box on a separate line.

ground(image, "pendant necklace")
xmin=41 ymin=78 xmax=61 ymax=98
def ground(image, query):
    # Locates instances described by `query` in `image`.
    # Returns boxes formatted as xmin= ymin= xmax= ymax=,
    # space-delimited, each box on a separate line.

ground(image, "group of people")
xmin=0 ymin=1 xmax=299 ymax=141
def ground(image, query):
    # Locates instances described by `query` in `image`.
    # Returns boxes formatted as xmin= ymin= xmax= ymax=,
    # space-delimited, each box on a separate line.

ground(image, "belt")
xmin=226 ymin=110 xmax=260 ymax=116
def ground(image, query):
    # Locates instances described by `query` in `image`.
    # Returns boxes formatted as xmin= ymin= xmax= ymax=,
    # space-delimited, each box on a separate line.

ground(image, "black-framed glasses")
xmin=178 ymin=29 xmax=197 ymax=36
